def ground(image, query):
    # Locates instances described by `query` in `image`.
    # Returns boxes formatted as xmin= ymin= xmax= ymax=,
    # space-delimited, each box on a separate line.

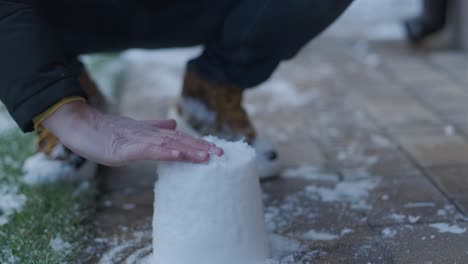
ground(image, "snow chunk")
xmin=303 ymin=230 xmax=339 ymax=241
xmin=408 ymin=215 xmax=420 ymax=224
xmin=281 ymin=165 xmax=338 ymax=182
xmin=22 ymin=153 xmax=96 ymax=185
xmin=302 ymin=228 xmax=353 ymax=241
xmin=0 ymin=186 xmax=26 ymax=225
xmin=382 ymin=228 xmax=397 ymax=238
xmin=404 ymin=202 xmax=435 ymax=208
xmin=429 ymin=223 xmax=467 ymax=234
xmin=49 ymin=235 xmax=71 ymax=253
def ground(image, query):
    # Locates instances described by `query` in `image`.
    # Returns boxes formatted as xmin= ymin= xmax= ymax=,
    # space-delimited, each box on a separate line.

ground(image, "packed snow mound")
xmin=152 ymin=136 xmax=271 ymax=264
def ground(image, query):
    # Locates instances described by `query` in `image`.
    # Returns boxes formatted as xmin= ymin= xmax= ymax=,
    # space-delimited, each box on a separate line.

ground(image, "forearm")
xmin=41 ymin=101 xmax=223 ymax=165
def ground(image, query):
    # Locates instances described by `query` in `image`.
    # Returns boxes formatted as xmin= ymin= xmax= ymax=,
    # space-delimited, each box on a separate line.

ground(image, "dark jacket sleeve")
xmin=0 ymin=0 xmax=86 ymax=132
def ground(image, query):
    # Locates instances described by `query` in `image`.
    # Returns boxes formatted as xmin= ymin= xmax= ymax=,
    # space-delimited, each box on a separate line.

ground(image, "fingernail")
xmin=209 ymin=146 xmax=223 ymax=156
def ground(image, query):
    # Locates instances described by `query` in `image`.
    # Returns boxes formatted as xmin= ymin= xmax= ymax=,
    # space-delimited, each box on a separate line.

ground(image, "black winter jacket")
xmin=0 ymin=0 xmax=86 ymax=132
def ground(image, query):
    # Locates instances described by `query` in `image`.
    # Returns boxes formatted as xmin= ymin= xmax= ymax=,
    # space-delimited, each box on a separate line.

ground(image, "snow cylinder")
xmin=152 ymin=136 xmax=271 ymax=264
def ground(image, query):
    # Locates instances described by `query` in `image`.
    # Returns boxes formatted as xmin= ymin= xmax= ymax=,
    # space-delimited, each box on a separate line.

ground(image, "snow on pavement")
xmin=429 ymin=223 xmax=467 ymax=235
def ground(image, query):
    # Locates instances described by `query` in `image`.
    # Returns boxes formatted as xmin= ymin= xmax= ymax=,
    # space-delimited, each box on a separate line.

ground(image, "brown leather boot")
xmin=169 ymin=71 xmax=279 ymax=179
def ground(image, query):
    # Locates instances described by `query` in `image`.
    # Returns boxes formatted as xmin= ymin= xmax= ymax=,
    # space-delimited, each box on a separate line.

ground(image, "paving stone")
xmin=428 ymin=166 xmax=468 ymax=197
xmin=378 ymin=223 xmax=468 ymax=263
xmin=428 ymin=52 xmax=468 ymax=86
xmin=276 ymin=138 xmax=326 ymax=169
xmin=367 ymin=177 xmax=460 ymax=226
xmin=366 ymin=148 xmax=422 ymax=178
xmin=357 ymin=93 xmax=440 ymax=128
xmin=392 ymin=133 xmax=468 ymax=167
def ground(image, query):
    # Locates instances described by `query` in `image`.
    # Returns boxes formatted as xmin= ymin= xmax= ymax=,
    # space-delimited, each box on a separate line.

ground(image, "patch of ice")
xmin=281 ymin=165 xmax=339 ymax=182
xmin=0 ymin=186 xmax=26 ymax=225
xmin=429 ymin=223 xmax=467 ymax=234
xmin=302 ymin=230 xmax=339 ymax=241
xmin=49 ymin=235 xmax=71 ymax=253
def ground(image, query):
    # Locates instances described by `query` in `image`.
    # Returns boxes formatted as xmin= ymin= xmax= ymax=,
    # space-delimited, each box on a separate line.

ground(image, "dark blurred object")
xmin=404 ymin=0 xmax=449 ymax=44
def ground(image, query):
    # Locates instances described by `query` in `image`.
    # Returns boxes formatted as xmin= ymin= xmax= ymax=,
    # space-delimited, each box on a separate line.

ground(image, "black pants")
xmin=41 ymin=0 xmax=352 ymax=89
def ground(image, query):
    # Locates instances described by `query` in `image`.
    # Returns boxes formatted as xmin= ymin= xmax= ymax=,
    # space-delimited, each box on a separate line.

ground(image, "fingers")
xmin=128 ymin=144 xmax=184 ymax=162
xmin=144 ymin=119 xmax=177 ymax=130
xmin=127 ymin=143 xmax=210 ymax=163
xmin=127 ymin=119 xmax=224 ymax=163
xmin=159 ymin=129 xmax=224 ymax=156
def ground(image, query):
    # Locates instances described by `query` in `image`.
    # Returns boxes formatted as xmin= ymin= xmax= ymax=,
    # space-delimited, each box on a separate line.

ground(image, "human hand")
xmin=42 ymin=101 xmax=223 ymax=166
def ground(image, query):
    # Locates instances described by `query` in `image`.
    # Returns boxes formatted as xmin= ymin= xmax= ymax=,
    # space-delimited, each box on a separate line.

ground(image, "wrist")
xmin=42 ymin=100 xmax=94 ymax=141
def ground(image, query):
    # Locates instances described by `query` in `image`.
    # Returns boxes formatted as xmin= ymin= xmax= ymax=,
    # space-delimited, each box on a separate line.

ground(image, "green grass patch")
xmin=0 ymin=53 xmax=122 ymax=263
xmin=0 ymin=130 xmax=96 ymax=263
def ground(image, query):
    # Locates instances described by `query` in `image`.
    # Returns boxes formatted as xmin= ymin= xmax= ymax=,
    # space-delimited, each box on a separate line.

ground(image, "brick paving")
xmin=86 ymin=2 xmax=468 ymax=263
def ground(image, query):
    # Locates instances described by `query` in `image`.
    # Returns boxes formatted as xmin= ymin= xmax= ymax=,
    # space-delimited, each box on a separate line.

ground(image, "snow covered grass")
xmin=0 ymin=116 xmax=96 ymax=263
